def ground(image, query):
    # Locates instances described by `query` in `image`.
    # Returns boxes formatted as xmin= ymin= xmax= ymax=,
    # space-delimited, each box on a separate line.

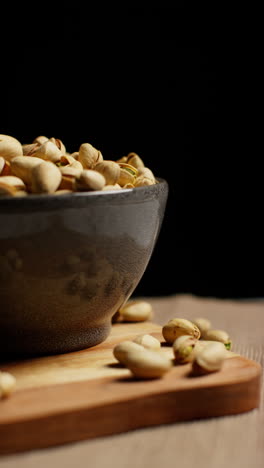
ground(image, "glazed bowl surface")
xmin=0 ymin=179 xmax=168 ymax=355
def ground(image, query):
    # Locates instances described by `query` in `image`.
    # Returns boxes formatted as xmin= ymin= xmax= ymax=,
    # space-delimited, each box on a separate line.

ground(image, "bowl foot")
xmin=0 ymin=322 xmax=112 ymax=358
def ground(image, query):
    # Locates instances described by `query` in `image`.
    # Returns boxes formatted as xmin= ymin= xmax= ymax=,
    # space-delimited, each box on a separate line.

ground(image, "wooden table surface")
xmin=0 ymin=294 xmax=263 ymax=468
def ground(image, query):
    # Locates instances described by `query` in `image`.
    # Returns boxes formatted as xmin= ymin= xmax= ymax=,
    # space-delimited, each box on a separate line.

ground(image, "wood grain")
xmin=0 ymin=319 xmax=261 ymax=455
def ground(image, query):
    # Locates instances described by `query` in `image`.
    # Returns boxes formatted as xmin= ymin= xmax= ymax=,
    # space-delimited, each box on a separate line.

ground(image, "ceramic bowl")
xmin=0 ymin=180 xmax=168 ymax=356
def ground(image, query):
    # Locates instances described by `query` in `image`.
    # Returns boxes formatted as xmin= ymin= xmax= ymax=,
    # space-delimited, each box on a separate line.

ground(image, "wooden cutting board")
xmin=0 ymin=321 xmax=261 ymax=455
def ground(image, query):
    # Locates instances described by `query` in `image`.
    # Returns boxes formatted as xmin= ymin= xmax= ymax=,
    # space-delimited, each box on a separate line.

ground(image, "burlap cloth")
xmin=0 ymin=294 xmax=263 ymax=468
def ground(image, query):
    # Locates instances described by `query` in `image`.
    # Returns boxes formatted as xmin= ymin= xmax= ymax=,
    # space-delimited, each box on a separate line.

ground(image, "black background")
xmin=1 ymin=6 xmax=262 ymax=298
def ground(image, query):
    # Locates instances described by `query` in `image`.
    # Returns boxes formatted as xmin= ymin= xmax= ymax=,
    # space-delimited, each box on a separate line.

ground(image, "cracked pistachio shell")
xmin=78 ymin=143 xmax=103 ymax=169
xmin=133 ymin=334 xmax=161 ymax=351
xmin=33 ymin=140 xmax=62 ymax=163
xmin=162 ymin=318 xmax=201 ymax=344
xmin=125 ymin=349 xmax=172 ymax=379
xmin=49 ymin=137 xmax=66 ymax=155
xmin=173 ymin=335 xmax=197 ymax=363
xmin=203 ymin=329 xmax=232 ymax=350
xmin=31 ymin=161 xmax=62 ymax=193
xmin=0 ymin=134 xmax=23 ymax=161
xmin=127 ymin=152 xmax=145 ymax=169
xmin=192 ymin=342 xmax=226 ymax=374
xmin=60 ymin=155 xmax=83 ymax=170
xmin=119 ymin=300 xmax=153 ymax=322
xmin=192 ymin=318 xmax=212 ymax=338
xmin=10 ymin=156 xmax=43 ymax=185
xmin=118 ymin=163 xmax=138 ymax=187
xmin=95 ymin=160 xmax=120 ymax=185
xmin=33 ymin=135 xmax=49 ymax=145
xmin=75 ymin=169 xmax=106 ymax=191
xmin=113 ymin=341 xmax=145 ymax=365
xmin=0 ymin=372 xmax=16 ymax=398
xmin=22 ymin=143 xmax=39 ymax=155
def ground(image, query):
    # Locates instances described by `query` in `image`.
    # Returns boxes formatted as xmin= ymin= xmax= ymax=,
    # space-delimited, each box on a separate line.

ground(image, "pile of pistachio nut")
xmin=0 ymin=301 xmax=233 ymax=399
xmin=113 ymin=304 xmax=232 ymax=379
xmin=0 ymin=134 xmax=157 ymax=197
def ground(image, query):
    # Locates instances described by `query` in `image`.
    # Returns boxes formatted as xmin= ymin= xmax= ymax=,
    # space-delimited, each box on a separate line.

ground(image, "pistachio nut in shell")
xmin=162 ymin=318 xmax=201 ymax=344
xmin=116 ymin=155 xmax=128 ymax=163
xmin=78 ymin=143 xmax=103 ymax=169
xmin=75 ymin=169 xmax=106 ymax=191
xmin=0 ymin=134 xmax=23 ymax=161
xmin=133 ymin=334 xmax=161 ymax=351
xmin=192 ymin=317 xmax=211 ymax=338
xmin=127 ymin=152 xmax=145 ymax=170
xmin=10 ymin=156 xmax=43 ymax=185
xmin=125 ymin=349 xmax=172 ymax=379
xmin=59 ymin=165 xmax=82 ymax=178
xmin=94 ymin=160 xmax=120 ymax=185
xmin=33 ymin=135 xmax=49 ymax=145
xmin=203 ymin=329 xmax=232 ymax=350
xmin=49 ymin=137 xmax=66 ymax=155
xmin=22 ymin=143 xmax=39 ymax=155
xmin=119 ymin=300 xmax=153 ymax=322
xmin=118 ymin=162 xmax=138 ymax=187
xmin=0 ymin=372 xmax=16 ymax=398
xmin=60 ymin=154 xmax=83 ymax=170
xmin=173 ymin=335 xmax=197 ymax=363
xmin=134 ymin=176 xmax=154 ymax=187
xmin=113 ymin=341 xmax=145 ymax=365
xmin=137 ymin=166 xmax=155 ymax=181
xmin=0 ymin=175 xmax=26 ymax=190
xmin=31 ymin=161 xmax=62 ymax=193
xmin=192 ymin=342 xmax=226 ymax=375
xmin=33 ymin=140 xmax=62 ymax=163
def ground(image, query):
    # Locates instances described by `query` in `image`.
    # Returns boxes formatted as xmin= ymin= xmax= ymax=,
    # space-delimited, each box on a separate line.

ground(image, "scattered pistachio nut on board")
xmin=173 ymin=335 xmax=198 ymax=364
xmin=192 ymin=317 xmax=211 ymax=338
xmin=0 ymin=134 xmax=158 ymax=196
xmin=113 ymin=341 xmax=145 ymax=365
xmin=124 ymin=349 xmax=172 ymax=379
xmin=0 ymin=371 xmax=16 ymax=399
xmin=202 ymin=329 xmax=232 ymax=350
xmin=118 ymin=300 xmax=153 ymax=322
xmin=162 ymin=318 xmax=201 ymax=344
xmin=192 ymin=342 xmax=227 ymax=375
xmin=133 ymin=334 xmax=161 ymax=350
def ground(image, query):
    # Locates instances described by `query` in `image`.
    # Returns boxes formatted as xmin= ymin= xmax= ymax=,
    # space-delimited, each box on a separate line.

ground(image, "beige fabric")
xmin=1 ymin=294 xmax=263 ymax=468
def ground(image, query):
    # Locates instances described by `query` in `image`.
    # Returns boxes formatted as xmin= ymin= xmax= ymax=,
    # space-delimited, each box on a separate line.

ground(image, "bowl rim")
xmin=0 ymin=178 xmax=168 ymax=212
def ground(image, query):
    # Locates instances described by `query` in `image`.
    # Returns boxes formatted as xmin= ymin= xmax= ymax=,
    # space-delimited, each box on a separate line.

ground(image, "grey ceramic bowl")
xmin=0 ymin=179 xmax=168 ymax=356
